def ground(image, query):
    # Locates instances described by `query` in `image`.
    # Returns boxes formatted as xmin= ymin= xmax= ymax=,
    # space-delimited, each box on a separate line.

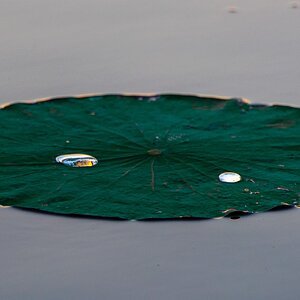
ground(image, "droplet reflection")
xmin=56 ymin=154 xmax=98 ymax=167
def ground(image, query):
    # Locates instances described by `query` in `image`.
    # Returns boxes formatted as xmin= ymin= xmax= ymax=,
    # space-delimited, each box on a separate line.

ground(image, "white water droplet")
xmin=56 ymin=154 xmax=98 ymax=167
xmin=148 ymin=96 xmax=158 ymax=102
xmin=219 ymin=172 xmax=241 ymax=183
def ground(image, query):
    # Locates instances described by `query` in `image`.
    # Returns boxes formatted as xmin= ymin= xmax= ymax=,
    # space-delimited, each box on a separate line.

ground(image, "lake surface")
xmin=0 ymin=1 xmax=299 ymax=299
xmin=0 ymin=0 xmax=299 ymax=106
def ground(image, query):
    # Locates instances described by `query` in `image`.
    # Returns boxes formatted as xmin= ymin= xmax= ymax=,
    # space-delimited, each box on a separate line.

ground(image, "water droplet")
xmin=219 ymin=172 xmax=242 ymax=183
xmin=148 ymin=96 xmax=158 ymax=102
xmin=56 ymin=154 xmax=98 ymax=167
xmin=277 ymin=186 xmax=290 ymax=191
xmin=247 ymin=178 xmax=255 ymax=183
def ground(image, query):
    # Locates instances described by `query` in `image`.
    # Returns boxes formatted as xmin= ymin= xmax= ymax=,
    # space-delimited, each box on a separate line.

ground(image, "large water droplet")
xmin=56 ymin=154 xmax=98 ymax=167
xmin=219 ymin=172 xmax=241 ymax=183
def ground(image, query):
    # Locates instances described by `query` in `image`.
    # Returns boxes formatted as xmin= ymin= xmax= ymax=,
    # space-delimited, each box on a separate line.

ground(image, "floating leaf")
xmin=0 ymin=94 xmax=299 ymax=219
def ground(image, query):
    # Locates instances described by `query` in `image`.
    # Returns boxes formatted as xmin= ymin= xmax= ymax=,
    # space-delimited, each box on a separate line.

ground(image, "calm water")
xmin=1 ymin=2 xmax=300 ymax=299
xmin=0 ymin=0 xmax=300 ymax=106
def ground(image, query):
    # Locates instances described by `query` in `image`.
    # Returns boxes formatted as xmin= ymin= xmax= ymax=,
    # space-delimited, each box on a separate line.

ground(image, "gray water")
xmin=1 ymin=0 xmax=300 ymax=106
xmin=1 ymin=1 xmax=300 ymax=299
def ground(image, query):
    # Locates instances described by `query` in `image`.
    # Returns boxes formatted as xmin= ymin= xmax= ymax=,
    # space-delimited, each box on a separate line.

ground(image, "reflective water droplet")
xmin=219 ymin=172 xmax=242 ymax=183
xmin=56 ymin=154 xmax=98 ymax=167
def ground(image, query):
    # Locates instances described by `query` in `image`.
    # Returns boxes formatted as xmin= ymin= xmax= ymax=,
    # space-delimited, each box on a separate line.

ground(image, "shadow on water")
xmin=13 ymin=203 xmax=298 ymax=222
xmin=13 ymin=207 xmax=125 ymax=222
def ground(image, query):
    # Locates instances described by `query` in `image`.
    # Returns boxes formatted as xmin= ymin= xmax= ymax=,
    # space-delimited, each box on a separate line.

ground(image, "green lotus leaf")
xmin=0 ymin=94 xmax=299 ymax=219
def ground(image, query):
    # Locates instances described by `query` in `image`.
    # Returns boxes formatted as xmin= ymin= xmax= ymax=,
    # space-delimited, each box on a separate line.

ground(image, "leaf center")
xmin=147 ymin=149 xmax=162 ymax=156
